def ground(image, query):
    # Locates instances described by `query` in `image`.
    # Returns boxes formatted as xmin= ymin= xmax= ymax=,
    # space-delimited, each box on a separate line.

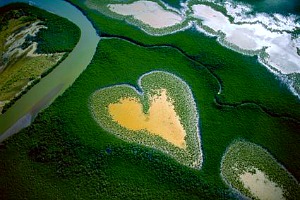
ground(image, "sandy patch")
xmin=192 ymin=4 xmax=300 ymax=74
xmin=108 ymin=89 xmax=186 ymax=149
xmin=108 ymin=1 xmax=183 ymax=29
xmin=3 ymin=21 xmax=47 ymax=59
xmin=0 ymin=19 xmax=64 ymax=112
xmin=240 ymin=168 xmax=285 ymax=200
xmin=0 ymin=20 xmax=58 ymax=73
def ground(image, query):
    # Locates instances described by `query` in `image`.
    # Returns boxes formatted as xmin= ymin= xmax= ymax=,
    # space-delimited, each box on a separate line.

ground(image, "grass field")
xmin=0 ymin=0 xmax=299 ymax=199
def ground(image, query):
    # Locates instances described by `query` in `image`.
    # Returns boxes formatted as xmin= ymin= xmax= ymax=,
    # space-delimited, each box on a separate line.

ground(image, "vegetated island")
xmin=0 ymin=3 xmax=80 ymax=114
xmin=90 ymin=71 xmax=202 ymax=168
xmin=221 ymin=140 xmax=300 ymax=200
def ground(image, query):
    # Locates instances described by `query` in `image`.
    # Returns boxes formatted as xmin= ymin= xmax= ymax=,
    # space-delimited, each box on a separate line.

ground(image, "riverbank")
xmin=0 ymin=3 xmax=80 ymax=115
xmin=0 ymin=0 xmax=100 ymax=136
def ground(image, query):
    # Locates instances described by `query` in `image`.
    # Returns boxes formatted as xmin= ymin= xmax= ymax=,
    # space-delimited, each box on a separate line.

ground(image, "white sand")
xmin=1 ymin=21 xmax=48 ymax=72
xmin=1 ymin=21 xmax=63 ymax=73
xmin=108 ymin=1 xmax=183 ymax=28
xmin=192 ymin=4 xmax=300 ymax=74
xmin=224 ymin=1 xmax=300 ymax=32
xmin=240 ymin=168 xmax=285 ymax=200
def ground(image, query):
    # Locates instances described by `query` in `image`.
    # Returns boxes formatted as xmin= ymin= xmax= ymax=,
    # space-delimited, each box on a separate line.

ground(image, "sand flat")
xmin=108 ymin=89 xmax=186 ymax=149
xmin=108 ymin=1 xmax=183 ymax=29
xmin=192 ymin=4 xmax=300 ymax=74
xmin=240 ymin=168 xmax=285 ymax=200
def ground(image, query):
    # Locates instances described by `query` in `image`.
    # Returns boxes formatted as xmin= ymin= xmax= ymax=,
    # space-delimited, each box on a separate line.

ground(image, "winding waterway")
xmin=0 ymin=0 xmax=100 ymax=141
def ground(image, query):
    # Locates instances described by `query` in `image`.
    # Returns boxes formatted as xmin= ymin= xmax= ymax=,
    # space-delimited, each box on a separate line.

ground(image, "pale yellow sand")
xmin=108 ymin=1 xmax=183 ymax=29
xmin=108 ymin=89 xmax=186 ymax=149
xmin=239 ymin=168 xmax=285 ymax=200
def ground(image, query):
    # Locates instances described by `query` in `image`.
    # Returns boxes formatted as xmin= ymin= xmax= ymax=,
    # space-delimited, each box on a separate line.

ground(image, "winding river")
xmin=0 ymin=0 xmax=100 ymax=141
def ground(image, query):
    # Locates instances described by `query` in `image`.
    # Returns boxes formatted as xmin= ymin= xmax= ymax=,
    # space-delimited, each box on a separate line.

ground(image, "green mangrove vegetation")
xmin=0 ymin=0 xmax=300 ymax=199
xmin=1 ymin=34 xmax=300 ymax=198
xmin=0 ymin=3 xmax=80 ymax=114
xmin=69 ymin=0 xmax=300 ymax=120
xmin=221 ymin=140 xmax=300 ymax=199
xmin=90 ymin=71 xmax=202 ymax=168
xmin=0 ymin=37 xmax=237 ymax=199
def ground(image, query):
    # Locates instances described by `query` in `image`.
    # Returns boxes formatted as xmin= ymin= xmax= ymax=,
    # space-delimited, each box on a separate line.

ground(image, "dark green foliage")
xmin=161 ymin=0 xmax=182 ymax=9
xmin=23 ymin=4 xmax=80 ymax=54
xmin=70 ymin=0 xmax=300 ymax=119
xmin=0 ymin=3 xmax=80 ymax=54
xmin=32 ymin=19 xmax=80 ymax=53
xmin=1 ymin=36 xmax=300 ymax=199
xmin=0 ymin=38 xmax=237 ymax=199
xmin=0 ymin=3 xmax=80 ymax=113
xmin=1 ymin=1 xmax=300 ymax=199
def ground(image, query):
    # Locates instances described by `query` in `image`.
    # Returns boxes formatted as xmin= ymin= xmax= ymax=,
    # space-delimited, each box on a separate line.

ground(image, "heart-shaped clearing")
xmin=90 ymin=71 xmax=202 ymax=168
xmin=108 ymin=89 xmax=186 ymax=149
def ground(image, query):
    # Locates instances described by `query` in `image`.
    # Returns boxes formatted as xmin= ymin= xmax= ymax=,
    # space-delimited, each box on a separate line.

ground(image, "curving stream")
xmin=0 ymin=0 xmax=100 ymax=141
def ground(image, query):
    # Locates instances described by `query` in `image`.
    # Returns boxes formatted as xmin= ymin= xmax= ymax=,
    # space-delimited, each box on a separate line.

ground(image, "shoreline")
xmin=0 ymin=83 xmax=63 ymax=143
xmin=0 ymin=113 xmax=32 ymax=143
xmin=0 ymin=0 xmax=100 ymax=138
xmin=82 ymin=0 xmax=300 ymax=99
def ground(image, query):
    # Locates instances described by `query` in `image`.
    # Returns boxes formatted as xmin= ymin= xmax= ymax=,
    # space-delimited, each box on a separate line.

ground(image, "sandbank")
xmin=240 ymin=168 xmax=285 ymax=200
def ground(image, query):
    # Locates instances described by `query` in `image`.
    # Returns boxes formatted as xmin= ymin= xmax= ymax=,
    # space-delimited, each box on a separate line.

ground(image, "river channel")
xmin=0 ymin=0 xmax=100 ymax=141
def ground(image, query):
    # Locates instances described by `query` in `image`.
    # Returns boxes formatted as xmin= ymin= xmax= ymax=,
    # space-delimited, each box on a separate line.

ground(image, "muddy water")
xmin=0 ymin=0 xmax=100 ymax=139
xmin=108 ymin=89 xmax=186 ymax=149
